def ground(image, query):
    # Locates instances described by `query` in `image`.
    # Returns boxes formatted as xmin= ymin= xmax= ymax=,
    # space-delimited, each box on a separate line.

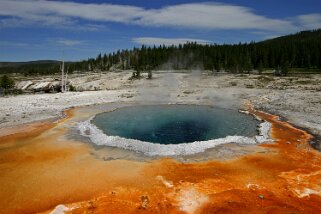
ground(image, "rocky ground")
xmin=1 ymin=70 xmax=321 ymax=138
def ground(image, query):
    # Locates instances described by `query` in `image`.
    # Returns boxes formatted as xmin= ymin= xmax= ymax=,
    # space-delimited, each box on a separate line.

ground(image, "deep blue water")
xmin=92 ymin=105 xmax=259 ymax=144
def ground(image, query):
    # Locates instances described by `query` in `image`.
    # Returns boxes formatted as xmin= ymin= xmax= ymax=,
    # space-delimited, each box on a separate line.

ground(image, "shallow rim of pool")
xmin=77 ymin=104 xmax=272 ymax=156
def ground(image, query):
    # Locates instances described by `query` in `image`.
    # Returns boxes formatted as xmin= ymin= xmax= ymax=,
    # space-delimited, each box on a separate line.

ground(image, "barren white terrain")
xmin=1 ymin=71 xmax=321 ymax=139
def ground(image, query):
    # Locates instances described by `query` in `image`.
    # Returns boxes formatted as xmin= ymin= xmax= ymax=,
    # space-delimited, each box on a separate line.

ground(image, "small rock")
xmin=258 ymin=195 xmax=264 ymax=199
xmin=84 ymin=128 xmax=91 ymax=135
xmin=141 ymin=195 xmax=150 ymax=208
xmin=88 ymin=201 xmax=96 ymax=210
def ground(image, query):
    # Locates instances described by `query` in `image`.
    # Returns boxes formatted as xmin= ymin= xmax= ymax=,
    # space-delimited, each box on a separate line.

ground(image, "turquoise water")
xmin=92 ymin=105 xmax=259 ymax=144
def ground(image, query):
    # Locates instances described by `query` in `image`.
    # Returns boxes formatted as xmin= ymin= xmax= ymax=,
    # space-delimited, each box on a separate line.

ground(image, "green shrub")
xmin=0 ymin=75 xmax=15 ymax=89
xmin=69 ymin=85 xmax=76 ymax=91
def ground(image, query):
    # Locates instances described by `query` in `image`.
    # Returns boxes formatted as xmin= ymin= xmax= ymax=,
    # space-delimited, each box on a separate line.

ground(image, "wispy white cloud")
xmin=0 ymin=17 xmax=33 ymax=28
xmin=56 ymin=39 xmax=85 ymax=46
xmin=133 ymin=37 xmax=210 ymax=46
xmin=0 ymin=41 xmax=46 ymax=50
xmin=0 ymin=41 xmax=30 ymax=47
xmin=137 ymin=3 xmax=295 ymax=32
xmin=0 ymin=0 xmax=108 ymax=31
xmin=0 ymin=0 xmax=320 ymax=33
xmin=0 ymin=0 xmax=143 ymax=29
xmin=293 ymin=14 xmax=321 ymax=30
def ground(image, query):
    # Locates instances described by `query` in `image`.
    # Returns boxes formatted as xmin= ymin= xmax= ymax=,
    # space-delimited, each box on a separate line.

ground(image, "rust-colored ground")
xmin=0 ymin=107 xmax=321 ymax=214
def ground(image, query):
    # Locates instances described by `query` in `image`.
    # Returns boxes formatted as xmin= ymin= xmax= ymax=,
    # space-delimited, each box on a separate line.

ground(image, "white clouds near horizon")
xmin=56 ymin=39 xmax=85 ymax=46
xmin=132 ymin=37 xmax=211 ymax=46
xmin=294 ymin=14 xmax=321 ymax=30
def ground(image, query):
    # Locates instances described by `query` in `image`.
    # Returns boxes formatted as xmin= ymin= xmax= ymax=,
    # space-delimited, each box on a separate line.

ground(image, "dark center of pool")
xmin=92 ymin=105 xmax=259 ymax=144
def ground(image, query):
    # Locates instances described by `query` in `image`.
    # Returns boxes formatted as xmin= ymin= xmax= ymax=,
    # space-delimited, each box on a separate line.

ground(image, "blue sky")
xmin=1 ymin=0 xmax=321 ymax=61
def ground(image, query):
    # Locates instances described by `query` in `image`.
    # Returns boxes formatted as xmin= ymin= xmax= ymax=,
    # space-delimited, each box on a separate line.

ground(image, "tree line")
xmin=0 ymin=61 xmax=62 ymax=76
xmin=71 ymin=29 xmax=321 ymax=75
xmin=1 ymin=29 xmax=320 ymax=76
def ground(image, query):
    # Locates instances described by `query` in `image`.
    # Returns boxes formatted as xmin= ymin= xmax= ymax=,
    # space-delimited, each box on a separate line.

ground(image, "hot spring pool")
xmin=92 ymin=105 xmax=259 ymax=144
xmin=78 ymin=105 xmax=268 ymax=156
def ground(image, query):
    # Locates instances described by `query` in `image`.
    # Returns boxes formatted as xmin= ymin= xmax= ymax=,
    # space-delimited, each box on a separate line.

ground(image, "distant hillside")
xmin=0 ymin=60 xmax=73 ymax=75
xmin=1 ymin=29 xmax=320 ymax=75
xmin=262 ymin=29 xmax=321 ymax=44
xmin=0 ymin=60 xmax=60 ymax=68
